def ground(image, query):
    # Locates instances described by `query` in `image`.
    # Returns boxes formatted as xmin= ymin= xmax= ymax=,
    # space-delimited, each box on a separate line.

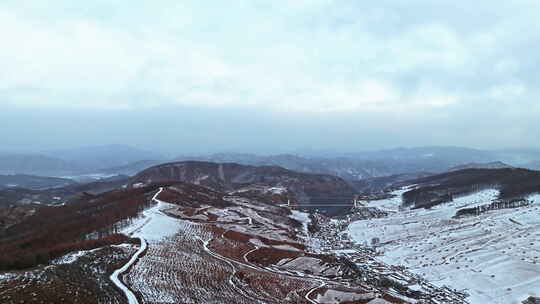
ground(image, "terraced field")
xmin=120 ymin=186 xmax=404 ymax=304
xmin=123 ymin=195 xmax=323 ymax=303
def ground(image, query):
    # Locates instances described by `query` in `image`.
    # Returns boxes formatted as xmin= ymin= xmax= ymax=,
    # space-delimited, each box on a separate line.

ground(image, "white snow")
xmin=333 ymin=249 xmax=357 ymax=254
xmin=111 ymin=188 xmax=184 ymax=304
xmin=290 ymin=210 xmax=311 ymax=233
xmin=62 ymin=173 xmax=118 ymax=182
xmin=314 ymin=289 xmax=376 ymax=303
xmin=446 ymin=189 xmax=500 ymax=209
xmin=121 ymin=192 xmax=182 ymax=243
xmin=0 ymin=272 xmax=15 ymax=280
xmin=230 ymin=185 xmax=287 ymax=196
xmin=267 ymin=186 xmax=287 ymax=195
xmin=348 ymin=187 xmax=540 ymax=304
xmin=364 ymin=186 xmax=413 ymax=212
xmin=305 ymin=279 xmax=326 ymax=304
xmin=528 ymin=193 xmax=540 ymax=203
xmin=52 ymin=248 xmax=100 ymax=264
xmin=273 ymin=244 xmax=302 ymax=252
xmin=110 ymin=238 xmax=148 ymax=304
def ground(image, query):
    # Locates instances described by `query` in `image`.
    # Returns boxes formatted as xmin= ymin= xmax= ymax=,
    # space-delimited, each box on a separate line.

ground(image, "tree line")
xmin=0 ymin=184 xmax=162 ymax=270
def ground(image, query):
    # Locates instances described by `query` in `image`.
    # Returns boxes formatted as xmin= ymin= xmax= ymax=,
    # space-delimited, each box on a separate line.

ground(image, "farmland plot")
xmin=349 ymin=188 xmax=540 ymax=304
xmin=125 ymin=215 xmax=327 ymax=303
xmin=126 ymin=220 xmax=274 ymax=303
xmin=109 ymin=185 xmax=421 ymax=303
xmin=123 ymin=188 xmax=389 ymax=303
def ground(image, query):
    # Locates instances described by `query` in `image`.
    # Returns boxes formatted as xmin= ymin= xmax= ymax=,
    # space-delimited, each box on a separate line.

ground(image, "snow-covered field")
xmin=121 ymin=189 xmax=182 ymax=242
xmin=123 ymin=196 xmax=324 ymax=303
xmin=349 ymin=188 xmax=540 ymax=304
xmin=113 ymin=188 xmax=186 ymax=304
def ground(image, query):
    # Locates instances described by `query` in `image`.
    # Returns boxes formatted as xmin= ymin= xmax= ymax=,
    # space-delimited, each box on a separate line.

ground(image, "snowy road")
xmin=110 ymin=237 xmax=148 ymax=304
xmin=109 ymin=187 xmax=164 ymax=304
xmin=304 ymin=279 xmax=326 ymax=304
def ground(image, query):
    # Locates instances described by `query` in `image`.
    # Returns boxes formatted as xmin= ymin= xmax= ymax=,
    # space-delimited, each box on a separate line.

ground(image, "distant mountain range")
xmin=175 ymin=147 xmax=540 ymax=181
xmin=174 ymin=153 xmax=390 ymax=180
xmin=0 ymin=145 xmax=164 ymax=176
xmin=43 ymin=144 xmax=164 ymax=170
xmin=0 ymin=153 xmax=82 ymax=176
xmin=0 ymin=174 xmax=75 ymax=190
xmin=98 ymin=160 xmax=164 ymax=176
xmin=449 ymin=161 xmax=513 ymax=171
xmin=0 ymin=145 xmax=539 ymax=181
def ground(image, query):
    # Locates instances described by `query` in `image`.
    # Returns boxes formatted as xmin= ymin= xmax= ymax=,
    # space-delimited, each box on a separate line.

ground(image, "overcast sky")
xmin=1 ymin=1 xmax=539 ymax=154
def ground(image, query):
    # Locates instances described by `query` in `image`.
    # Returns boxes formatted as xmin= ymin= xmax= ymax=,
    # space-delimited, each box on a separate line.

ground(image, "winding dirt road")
xmin=109 ymin=188 xmax=163 ymax=304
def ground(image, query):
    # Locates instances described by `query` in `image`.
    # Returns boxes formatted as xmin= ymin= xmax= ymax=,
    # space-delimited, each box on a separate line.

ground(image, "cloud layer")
xmin=1 ymin=1 xmax=538 ymax=152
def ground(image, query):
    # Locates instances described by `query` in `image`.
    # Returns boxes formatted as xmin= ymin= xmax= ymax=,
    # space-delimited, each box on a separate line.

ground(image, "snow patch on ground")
xmin=273 ymin=244 xmax=302 ymax=252
xmin=314 ymin=289 xmax=376 ymax=303
xmin=528 ymin=193 xmax=540 ymax=203
xmin=267 ymin=186 xmax=287 ymax=195
xmin=290 ymin=210 xmax=311 ymax=233
xmin=122 ymin=197 xmax=182 ymax=243
xmin=0 ymin=272 xmax=15 ymax=280
xmin=446 ymin=189 xmax=500 ymax=209
xmin=348 ymin=187 xmax=540 ymax=304
xmin=52 ymin=248 xmax=100 ymax=265
xmin=364 ymin=186 xmax=414 ymax=212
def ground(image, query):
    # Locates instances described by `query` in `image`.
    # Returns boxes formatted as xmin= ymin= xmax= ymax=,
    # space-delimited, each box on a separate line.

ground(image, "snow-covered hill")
xmin=348 ymin=188 xmax=540 ymax=304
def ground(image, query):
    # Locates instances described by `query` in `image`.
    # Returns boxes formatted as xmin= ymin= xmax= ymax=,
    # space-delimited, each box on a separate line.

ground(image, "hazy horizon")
xmin=2 ymin=142 xmax=540 ymax=159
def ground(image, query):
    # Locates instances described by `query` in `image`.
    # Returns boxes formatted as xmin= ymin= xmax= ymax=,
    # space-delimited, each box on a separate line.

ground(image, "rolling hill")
xmin=131 ymin=161 xmax=356 ymax=214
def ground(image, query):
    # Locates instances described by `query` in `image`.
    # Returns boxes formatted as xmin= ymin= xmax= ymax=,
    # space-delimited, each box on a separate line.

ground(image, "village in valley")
xmin=296 ymin=186 xmax=540 ymax=304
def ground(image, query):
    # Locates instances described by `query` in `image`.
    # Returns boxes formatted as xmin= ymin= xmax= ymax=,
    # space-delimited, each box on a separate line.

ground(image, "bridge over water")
xmin=279 ymin=200 xmax=361 ymax=208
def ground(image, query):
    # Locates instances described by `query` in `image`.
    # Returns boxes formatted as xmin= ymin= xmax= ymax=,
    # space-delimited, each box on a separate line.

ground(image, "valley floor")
xmin=5 ymin=183 xmax=523 ymax=304
xmin=111 ymin=186 xmax=399 ymax=304
xmin=348 ymin=189 xmax=540 ymax=304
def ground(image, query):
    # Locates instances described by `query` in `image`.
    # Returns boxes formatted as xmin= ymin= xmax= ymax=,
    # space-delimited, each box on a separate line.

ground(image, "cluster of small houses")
xmin=349 ymin=206 xmax=388 ymax=220
xmin=304 ymin=190 xmax=540 ymax=303
xmin=355 ymin=192 xmax=394 ymax=201
xmin=309 ymin=211 xmax=470 ymax=304
xmin=454 ymin=198 xmax=530 ymax=217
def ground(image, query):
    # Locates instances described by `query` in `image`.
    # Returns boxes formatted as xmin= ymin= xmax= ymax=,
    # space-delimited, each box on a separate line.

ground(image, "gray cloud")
xmin=0 ymin=1 xmax=538 ymax=153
